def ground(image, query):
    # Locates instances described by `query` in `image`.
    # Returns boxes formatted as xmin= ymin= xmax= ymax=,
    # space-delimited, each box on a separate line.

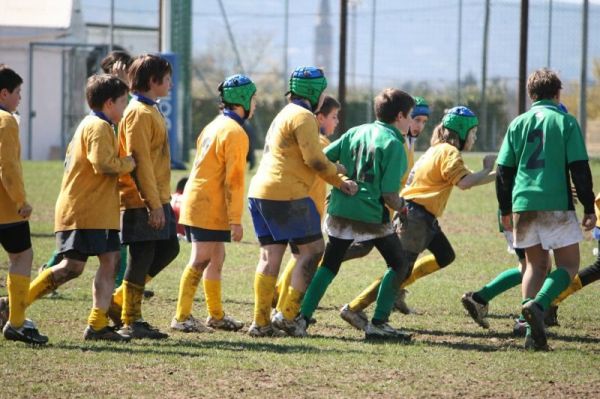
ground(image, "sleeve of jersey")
xmin=497 ymin=128 xmax=516 ymax=167
xmin=123 ymin=112 xmax=161 ymax=210
xmin=569 ymin=160 xmax=595 ymax=215
xmin=496 ymin=165 xmax=516 ymax=215
xmin=86 ymin=126 xmax=135 ymax=177
xmin=380 ymin=141 xmax=406 ymax=193
xmin=565 ymin=117 xmax=589 ymax=163
xmin=223 ymin=129 xmax=249 ymax=225
xmin=440 ymin=147 xmax=470 ymax=185
xmin=295 ymin=117 xmax=343 ymax=188
xmin=0 ymin=118 xmax=26 ymax=207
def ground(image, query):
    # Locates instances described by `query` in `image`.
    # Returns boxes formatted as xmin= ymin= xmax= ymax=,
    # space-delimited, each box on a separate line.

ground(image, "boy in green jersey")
xmin=496 ymin=68 xmax=596 ymax=350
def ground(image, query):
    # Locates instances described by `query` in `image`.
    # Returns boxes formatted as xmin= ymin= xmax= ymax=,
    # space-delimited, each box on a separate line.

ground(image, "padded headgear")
xmin=218 ymin=74 xmax=256 ymax=112
xmin=411 ymin=96 xmax=430 ymax=118
xmin=442 ymin=106 xmax=478 ymax=141
xmin=289 ymin=66 xmax=327 ymax=109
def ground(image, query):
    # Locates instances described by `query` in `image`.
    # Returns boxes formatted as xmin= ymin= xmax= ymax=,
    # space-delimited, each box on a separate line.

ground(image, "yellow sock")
xmin=7 ymin=273 xmax=30 ymax=328
xmin=112 ymin=285 xmax=124 ymax=307
xmin=254 ymin=272 xmax=277 ymax=327
xmin=121 ymin=280 xmax=144 ymax=325
xmin=88 ymin=307 xmax=109 ymax=331
xmin=175 ymin=266 xmax=202 ymax=321
xmin=203 ymin=278 xmax=224 ymax=320
xmin=552 ymin=274 xmax=583 ymax=306
xmin=348 ymin=277 xmax=382 ymax=312
xmin=281 ymin=286 xmax=303 ymax=320
xmin=276 ymin=258 xmax=297 ymax=311
xmin=27 ymin=268 xmax=57 ymax=306
xmin=400 ymin=255 xmax=440 ymax=288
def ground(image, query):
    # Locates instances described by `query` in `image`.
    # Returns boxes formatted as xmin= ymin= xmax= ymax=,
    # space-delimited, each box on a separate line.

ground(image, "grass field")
xmin=2 ymin=154 xmax=600 ymax=398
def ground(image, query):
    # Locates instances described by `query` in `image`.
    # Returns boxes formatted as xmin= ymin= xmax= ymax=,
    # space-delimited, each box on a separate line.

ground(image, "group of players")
xmin=0 ymin=50 xmax=597 ymax=351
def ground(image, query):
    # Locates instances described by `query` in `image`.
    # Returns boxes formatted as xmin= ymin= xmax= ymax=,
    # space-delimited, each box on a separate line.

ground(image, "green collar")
xmin=531 ymin=99 xmax=558 ymax=109
xmin=374 ymin=120 xmax=405 ymax=142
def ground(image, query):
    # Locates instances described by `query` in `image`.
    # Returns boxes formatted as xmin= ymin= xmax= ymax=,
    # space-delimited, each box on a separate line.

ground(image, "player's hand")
xmin=582 ymin=213 xmax=596 ymax=231
xmin=340 ymin=180 xmax=358 ymax=196
xmin=18 ymin=202 xmax=32 ymax=218
xmin=482 ymin=154 xmax=497 ymax=171
xmin=112 ymin=60 xmax=129 ymax=84
xmin=335 ymin=163 xmax=347 ymax=176
xmin=501 ymin=213 xmax=512 ymax=232
xmin=124 ymin=155 xmax=136 ymax=168
xmin=230 ymin=224 xmax=243 ymax=242
xmin=148 ymin=206 xmax=166 ymax=230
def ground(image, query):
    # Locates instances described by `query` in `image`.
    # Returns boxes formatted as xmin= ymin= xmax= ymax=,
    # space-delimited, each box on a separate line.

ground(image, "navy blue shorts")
xmin=184 ymin=225 xmax=231 ymax=242
xmin=248 ymin=197 xmax=322 ymax=246
xmin=56 ymin=229 xmax=120 ymax=262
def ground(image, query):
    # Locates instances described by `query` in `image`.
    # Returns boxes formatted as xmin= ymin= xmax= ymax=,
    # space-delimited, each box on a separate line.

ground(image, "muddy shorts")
xmin=503 ymin=230 xmax=525 ymax=260
xmin=513 ymin=210 xmax=582 ymax=250
xmin=184 ymin=225 xmax=231 ymax=243
xmin=0 ymin=221 xmax=31 ymax=253
xmin=324 ymin=214 xmax=393 ymax=241
xmin=248 ymin=197 xmax=322 ymax=246
xmin=395 ymin=201 xmax=441 ymax=256
xmin=120 ymin=204 xmax=177 ymax=244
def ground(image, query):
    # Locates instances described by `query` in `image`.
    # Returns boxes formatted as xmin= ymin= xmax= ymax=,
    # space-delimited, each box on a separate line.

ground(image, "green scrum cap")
xmin=411 ymin=96 xmax=430 ymax=118
xmin=219 ymin=74 xmax=256 ymax=112
xmin=442 ymin=106 xmax=478 ymax=140
xmin=289 ymin=66 xmax=328 ymax=109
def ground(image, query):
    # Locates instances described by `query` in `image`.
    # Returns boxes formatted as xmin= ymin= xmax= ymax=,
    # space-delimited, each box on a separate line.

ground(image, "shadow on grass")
xmin=50 ymin=337 xmax=365 ymax=357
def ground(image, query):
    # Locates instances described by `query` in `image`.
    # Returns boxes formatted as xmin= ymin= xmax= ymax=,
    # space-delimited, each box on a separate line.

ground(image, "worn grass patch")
xmin=2 ymin=155 xmax=600 ymax=398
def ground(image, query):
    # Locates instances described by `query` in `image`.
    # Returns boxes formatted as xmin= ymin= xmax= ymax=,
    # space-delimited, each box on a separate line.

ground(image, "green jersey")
xmin=497 ymin=100 xmax=588 ymax=212
xmin=325 ymin=121 xmax=407 ymax=223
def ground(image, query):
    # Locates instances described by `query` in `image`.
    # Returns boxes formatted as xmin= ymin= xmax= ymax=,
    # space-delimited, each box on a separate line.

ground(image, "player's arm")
xmin=0 ymin=118 xmax=27 ymax=211
xmin=456 ymin=154 xmax=497 ymax=190
xmin=87 ymin=127 xmax=135 ymax=176
xmin=223 ymin=130 xmax=249 ymax=241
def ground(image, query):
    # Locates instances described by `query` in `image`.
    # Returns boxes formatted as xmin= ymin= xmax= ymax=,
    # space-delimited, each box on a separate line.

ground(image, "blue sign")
xmin=159 ymin=52 xmax=185 ymax=169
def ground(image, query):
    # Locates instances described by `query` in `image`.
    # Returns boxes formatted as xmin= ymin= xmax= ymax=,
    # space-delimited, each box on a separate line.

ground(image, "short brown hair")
xmin=86 ymin=74 xmax=129 ymax=110
xmin=316 ymin=95 xmax=341 ymax=116
xmin=430 ymin=123 xmax=461 ymax=148
xmin=128 ymin=54 xmax=172 ymax=92
xmin=374 ymin=88 xmax=415 ymax=124
xmin=527 ymin=68 xmax=562 ymax=101
xmin=101 ymin=50 xmax=133 ymax=74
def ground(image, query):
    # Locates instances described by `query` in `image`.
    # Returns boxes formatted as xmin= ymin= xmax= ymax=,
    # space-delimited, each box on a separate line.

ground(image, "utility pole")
xmin=547 ymin=0 xmax=553 ymax=67
xmin=283 ymin=0 xmax=289 ymax=87
xmin=580 ymin=0 xmax=589 ymax=142
xmin=366 ymin=0 xmax=376 ymax=123
xmin=481 ymin=0 xmax=490 ymax=149
xmin=456 ymin=0 xmax=463 ymax=104
xmin=109 ymin=0 xmax=114 ymax=52
xmin=338 ymin=0 xmax=348 ymax=133
xmin=518 ymin=0 xmax=529 ymax=115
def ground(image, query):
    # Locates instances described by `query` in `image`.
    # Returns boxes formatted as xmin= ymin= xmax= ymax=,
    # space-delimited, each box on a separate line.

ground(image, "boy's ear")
xmin=0 ymin=88 xmax=7 ymax=98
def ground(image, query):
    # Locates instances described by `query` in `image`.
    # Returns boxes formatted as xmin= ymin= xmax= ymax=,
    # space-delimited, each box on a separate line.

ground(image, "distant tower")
xmin=314 ymin=0 xmax=333 ymax=75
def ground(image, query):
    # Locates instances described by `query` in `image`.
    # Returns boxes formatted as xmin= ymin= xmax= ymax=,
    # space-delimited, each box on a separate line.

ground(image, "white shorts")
xmin=503 ymin=230 xmax=516 ymax=254
xmin=324 ymin=214 xmax=394 ymax=242
xmin=513 ymin=210 xmax=583 ymax=250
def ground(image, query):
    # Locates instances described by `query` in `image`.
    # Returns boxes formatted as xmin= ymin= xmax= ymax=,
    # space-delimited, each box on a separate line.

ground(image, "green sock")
xmin=534 ymin=267 xmax=572 ymax=311
xmin=476 ymin=267 xmax=522 ymax=303
xmin=300 ymin=266 xmax=336 ymax=319
xmin=372 ymin=268 xmax=399 ymax=322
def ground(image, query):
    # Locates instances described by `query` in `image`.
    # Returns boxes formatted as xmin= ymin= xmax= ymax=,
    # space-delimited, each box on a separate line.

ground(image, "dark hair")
xmin=0 ymin=65 xmax=23 ymax=93
xmin=128 ymin=54 xmax=172 ymax=92
xmin=176 ymin=177 xmax=188 ymax=193
xmin=100 ymin=50 xmax=133 ymax=74
xmin=430 ymin=123 xmax=461 ymax=148
xmin=374 ymin=88 xmax=415 ymax=124
xmin=86 ymin=74 xmax=129 ymax=110
xmin=316 ymin=95 xmax=341 ymax=116
xmin=527 ymin=68 xmax=562 ymax=101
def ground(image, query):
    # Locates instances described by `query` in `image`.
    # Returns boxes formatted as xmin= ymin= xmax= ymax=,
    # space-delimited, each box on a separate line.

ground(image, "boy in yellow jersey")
xmin=340 ymin=107 xmax=497 ymax=331
xmin=0 ymin=65 xmax=47 ymax=344
xmin=338 ymin=96 xmax=432 ymax=326
xmin=17 ymin=75 xmax=135 ymax=342
xmin=247 ymin=67 xmax=357 ymax=337
xmin=272 ymin=95 xmax=341 ymax=319
xmin=171 ymin=74 xmax=256 ymax=333
xmin=115 ymin=54 xmax=179 ymax=339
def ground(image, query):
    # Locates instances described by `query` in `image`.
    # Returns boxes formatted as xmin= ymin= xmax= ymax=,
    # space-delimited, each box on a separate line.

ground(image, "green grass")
xmin=2 ymin=154 xmax=600 ymax=398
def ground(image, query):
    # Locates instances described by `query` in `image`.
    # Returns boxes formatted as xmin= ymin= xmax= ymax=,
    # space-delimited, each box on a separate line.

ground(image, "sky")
xmin=80 ymin=0 xmax=600 ymax=88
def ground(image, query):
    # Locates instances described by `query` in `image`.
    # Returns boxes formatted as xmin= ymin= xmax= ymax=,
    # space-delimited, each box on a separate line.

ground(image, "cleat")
xmin=524 ymin=330 xmax=551 ymax=351
xmin=461 ymin=292 xmax=490 ymax=329
xmin=84 ymin=325 xmax=131 ymax=342
xmin=271 ymin=312 xmax=308 ymax=337
xmin=339 ymin=304 xmax=368 ymax=331
xmin=513 ymin=318 xmax=528 ymax=337
xmin=143 ymin=290 xmax=155 ymax=299
xmin=247 ymin=322 xmax=286 ymax=337
xmin=206 ymin=314 xmax=244 ymax=332
xmin=170 ymin=315 xmax=214 ymax=333
xmin=394 ymin=289 xmax=417 ymax=315
xmin=364 ymin=321 xmax=412 ymax=341
xmin=0 ymin=297 xmax=8 ymax=330
xmin=544 ymin=305 xmax=560 ymax=327
xmin=118 ymin=320 xmax=169 ymax=340
xmin=522 ymin=301 xmax=548 ymax=351
xmin=3 ymin=319 xmax=48 ymax=345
